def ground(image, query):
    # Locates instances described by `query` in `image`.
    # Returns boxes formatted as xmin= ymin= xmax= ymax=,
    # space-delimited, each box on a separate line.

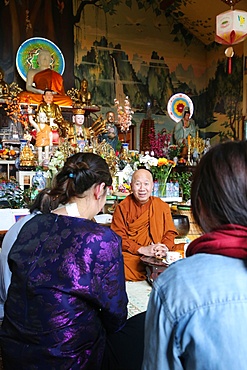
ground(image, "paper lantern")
xmin=215 ymin=9 xmax=247 ymax=45
xmin=215 ymin=9 xmax=247 ymax=73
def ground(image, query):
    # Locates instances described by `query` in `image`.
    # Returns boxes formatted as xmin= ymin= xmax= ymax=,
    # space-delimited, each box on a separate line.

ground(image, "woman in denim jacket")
xmin=143 ymin=140 xmax=247 ymax=370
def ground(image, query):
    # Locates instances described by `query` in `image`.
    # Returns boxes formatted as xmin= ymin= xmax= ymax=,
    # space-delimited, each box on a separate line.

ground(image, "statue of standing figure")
xmin=28 ymin=107 xmax=52 ymax=165
xmin=99 ymin=111 xmax=119 ymax=152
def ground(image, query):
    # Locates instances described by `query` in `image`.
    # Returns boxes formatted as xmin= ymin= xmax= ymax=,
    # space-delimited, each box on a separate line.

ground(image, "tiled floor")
xmin=126 ymin=280 xmax=152 ymax=318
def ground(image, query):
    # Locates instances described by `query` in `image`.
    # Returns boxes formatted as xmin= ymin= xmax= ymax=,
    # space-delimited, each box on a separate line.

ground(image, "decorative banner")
xmin=16 ymin=37 xmax=65 ymax=81
xmin=215 ymin=9 xmax=247 ymax=45
xmin=167 ymin=93 xmax=194 ymax=123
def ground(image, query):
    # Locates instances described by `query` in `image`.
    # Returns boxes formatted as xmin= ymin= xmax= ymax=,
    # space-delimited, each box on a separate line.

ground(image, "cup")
xmin=165 ymin=251 xmax=182 ymax=265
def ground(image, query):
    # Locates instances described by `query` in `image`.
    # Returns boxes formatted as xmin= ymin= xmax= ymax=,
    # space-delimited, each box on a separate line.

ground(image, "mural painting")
xmin=72 ymin=0 xmax=244 ymax=144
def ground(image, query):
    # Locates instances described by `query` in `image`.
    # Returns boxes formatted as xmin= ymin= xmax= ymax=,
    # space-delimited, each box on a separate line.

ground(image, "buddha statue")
xmin=18 ymin=49 xmax=72 ymax=107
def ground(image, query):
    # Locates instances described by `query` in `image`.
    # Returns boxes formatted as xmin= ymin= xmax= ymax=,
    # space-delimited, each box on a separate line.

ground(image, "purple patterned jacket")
xmin=0 ymin=213 xmax=128 ymax=369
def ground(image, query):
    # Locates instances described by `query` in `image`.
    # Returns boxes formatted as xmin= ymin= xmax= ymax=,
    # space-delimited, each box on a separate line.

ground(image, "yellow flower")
xmin=157 ymin=157 xmax=169 ymax=166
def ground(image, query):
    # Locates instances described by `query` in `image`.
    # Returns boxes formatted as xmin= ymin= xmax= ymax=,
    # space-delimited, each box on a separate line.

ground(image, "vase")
xmin=122 ymin=142 xmax=129 ymax=153
xmin=158 ymin=181 xmax=167 ymax=197
xmin=20 ymin=139 xmax=28 ymax=152
xmin=32 ymin=170 xmax=46 ymax=191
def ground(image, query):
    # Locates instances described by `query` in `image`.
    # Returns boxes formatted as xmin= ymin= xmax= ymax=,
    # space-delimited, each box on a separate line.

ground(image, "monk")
xmin=111 ymin=169 xmax=178 ymax=281
xmin=18 ymin=49 xmax=72 ymax=107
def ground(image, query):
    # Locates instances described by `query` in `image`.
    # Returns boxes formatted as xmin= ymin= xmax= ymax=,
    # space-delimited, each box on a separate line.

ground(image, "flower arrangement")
xmin=168 ymin=144 xmax=182 ymax=159
xmin=47 ymin=148 xmax=66 ymax=178
xmin=139 ymin=154 xmax=176 ymax=196
xmin=118 ymin=183 xmax=131 ymax=194
xmin=114 ymin=96 xmax=134 ymax=142
xmin=151 ymin=158 xmax=176 ymax=197
xmin=150 ymin=157 xmax=176 ymax=182
xmin=139 ymin=153 xmax=158 ymax=169
xmin=149 ymin=127 xmax=172 ymax=158
xmin=0 ymin=177 xmax=38 ymax=209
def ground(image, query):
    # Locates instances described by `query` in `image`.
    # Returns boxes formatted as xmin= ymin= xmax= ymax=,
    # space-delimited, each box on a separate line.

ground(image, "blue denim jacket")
xmin=142 ymin=254 xmax=247 ymax=370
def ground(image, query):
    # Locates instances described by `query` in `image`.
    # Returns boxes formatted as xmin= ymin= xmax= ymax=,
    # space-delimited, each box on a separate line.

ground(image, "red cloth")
xmin=186 ymin=224 xmax=247 ymax=259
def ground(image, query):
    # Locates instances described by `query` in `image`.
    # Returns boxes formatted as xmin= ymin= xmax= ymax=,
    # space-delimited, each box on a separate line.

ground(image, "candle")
xmin=187 ymin=134 xmax=191 ymax=147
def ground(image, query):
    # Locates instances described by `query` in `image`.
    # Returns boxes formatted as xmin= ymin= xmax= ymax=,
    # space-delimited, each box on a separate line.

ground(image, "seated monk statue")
xmin=76 ymin=78 xmax=91 ymax=106
xmin=111 ymin=169 xmax=178 ymax=281
xmin=18 ymin=49 xmax=72 ymax=106
xmin=0 ymin=68 xmax=9 ymax=98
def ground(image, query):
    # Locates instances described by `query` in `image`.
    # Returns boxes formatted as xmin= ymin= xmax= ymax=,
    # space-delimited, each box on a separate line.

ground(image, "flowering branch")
xmin=114 ymin=96 xmax=134 ymax=141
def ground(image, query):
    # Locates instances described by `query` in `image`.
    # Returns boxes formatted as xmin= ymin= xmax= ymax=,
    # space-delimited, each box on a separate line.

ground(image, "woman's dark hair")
xmin=30 ymin=152 xmax=112 ymax=214
xmin=191 ymin=140 xmax=247 ymax=233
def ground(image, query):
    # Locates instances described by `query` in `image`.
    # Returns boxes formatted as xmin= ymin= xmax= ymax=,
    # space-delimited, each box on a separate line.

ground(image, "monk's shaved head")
xmin=131 ymin=169 xmax=153 ymax=185
xmin=131 ymin=169 xmax=153 ymax=204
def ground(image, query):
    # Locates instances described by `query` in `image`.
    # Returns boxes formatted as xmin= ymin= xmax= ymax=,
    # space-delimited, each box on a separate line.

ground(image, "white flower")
xmin=48 ymin=149 xmax=65 ymax=176
xmin=122 ymin=164 xmax=134 ymax=182
xmin=139 ymin=154 xmax=158 ymax=169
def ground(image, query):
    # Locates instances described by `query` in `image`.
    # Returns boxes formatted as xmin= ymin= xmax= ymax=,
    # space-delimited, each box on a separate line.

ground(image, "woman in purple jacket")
xmin=0 ymin=152 xmax=128 ymax=369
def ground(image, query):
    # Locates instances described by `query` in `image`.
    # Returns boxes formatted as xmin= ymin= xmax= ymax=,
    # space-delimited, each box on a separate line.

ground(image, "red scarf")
xmin=186 ymin=224 xmax=247 ymax=259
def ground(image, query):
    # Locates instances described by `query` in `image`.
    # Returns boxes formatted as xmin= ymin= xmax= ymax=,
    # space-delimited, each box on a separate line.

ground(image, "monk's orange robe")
xmin=111 ymin=195 xmax=178 ymax=281
xmin=18 ymin=69 xmax=72 ymax=107
xmin=34 ymin=69 xmax=65 ymax=95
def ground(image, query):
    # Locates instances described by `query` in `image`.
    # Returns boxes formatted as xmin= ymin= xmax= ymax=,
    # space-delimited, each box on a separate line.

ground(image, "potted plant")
xmin=169 ymin=171 xmax=192 ymax=203
xmin=0 ymin=177 xmax=38 ymax=209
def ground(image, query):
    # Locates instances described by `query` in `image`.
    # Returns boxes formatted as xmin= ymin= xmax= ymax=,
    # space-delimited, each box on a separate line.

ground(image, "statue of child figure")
xmin=28 ymin=107 xmax=52 ymax=165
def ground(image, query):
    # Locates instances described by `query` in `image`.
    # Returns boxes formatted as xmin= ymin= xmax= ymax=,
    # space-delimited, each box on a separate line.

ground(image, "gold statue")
xmin=77 ymin=78 xmax=91 ymax=106
xmin=20 ymin=144 xmax=35 ymax=167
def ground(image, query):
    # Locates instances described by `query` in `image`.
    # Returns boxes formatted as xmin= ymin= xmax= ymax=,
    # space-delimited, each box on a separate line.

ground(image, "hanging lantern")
xmin=216 ymin=9 xmax=247 ymax=45
xmin=215 ymin=9 xmax=247 ymax=73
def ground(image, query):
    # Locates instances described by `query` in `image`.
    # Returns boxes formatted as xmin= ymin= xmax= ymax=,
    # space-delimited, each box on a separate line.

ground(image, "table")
xmin=140 ymin=256 xmax=169 ymax=285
